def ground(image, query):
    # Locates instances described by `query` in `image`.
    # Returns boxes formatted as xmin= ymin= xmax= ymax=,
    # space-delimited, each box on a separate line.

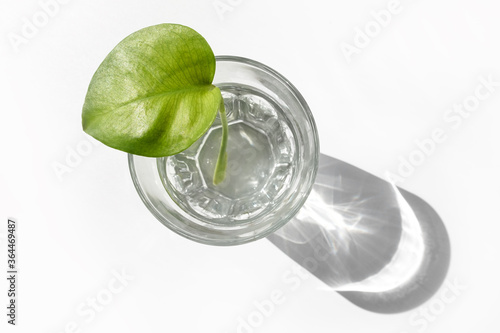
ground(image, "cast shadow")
xmin=267 ymin=154 xmax=451 ymax=313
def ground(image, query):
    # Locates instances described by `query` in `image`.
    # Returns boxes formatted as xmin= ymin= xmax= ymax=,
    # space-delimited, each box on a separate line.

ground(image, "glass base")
xmin=159 ymin=86 xmax=297 ymax=224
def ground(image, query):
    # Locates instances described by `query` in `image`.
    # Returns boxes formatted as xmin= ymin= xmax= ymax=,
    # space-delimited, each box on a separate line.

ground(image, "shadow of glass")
xmin=267 ymin=154 xmax=450 ymax=313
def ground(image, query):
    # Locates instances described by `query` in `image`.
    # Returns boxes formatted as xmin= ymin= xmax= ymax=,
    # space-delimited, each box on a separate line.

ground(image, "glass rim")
xmin=128 ymin=55 xmax=320 ymax=245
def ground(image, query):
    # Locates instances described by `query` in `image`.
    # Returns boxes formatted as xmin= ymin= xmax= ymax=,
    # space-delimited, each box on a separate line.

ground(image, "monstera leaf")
xmin=82 ymin=23 xmax=222 ymax=157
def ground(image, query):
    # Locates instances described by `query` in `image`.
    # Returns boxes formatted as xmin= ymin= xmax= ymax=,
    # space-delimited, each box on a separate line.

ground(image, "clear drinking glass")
xmin=129 ymin=56 xmax=319 ymax=245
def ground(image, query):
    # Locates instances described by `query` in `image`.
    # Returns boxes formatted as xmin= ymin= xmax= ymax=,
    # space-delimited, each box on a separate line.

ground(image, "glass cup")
xmin=129 ymin=56 xmax=319 ymax=245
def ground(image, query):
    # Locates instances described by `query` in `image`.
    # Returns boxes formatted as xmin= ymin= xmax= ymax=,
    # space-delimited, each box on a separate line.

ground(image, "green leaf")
xmin=82 ymin=23 xmax=222 ymax=157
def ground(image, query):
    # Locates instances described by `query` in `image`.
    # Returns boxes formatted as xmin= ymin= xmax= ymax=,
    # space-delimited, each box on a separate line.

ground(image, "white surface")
xmin=1 ymin=0 xmax=499 ymax=332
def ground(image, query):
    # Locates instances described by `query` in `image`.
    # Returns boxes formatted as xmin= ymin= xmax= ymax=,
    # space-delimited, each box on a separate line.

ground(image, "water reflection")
xmin=267 ymin=154 xmax=450 ymax=313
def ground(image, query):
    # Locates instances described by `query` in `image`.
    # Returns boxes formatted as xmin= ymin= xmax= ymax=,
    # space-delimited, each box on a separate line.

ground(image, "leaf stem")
xmin=213 ymin=97 xmax=228 ymax=185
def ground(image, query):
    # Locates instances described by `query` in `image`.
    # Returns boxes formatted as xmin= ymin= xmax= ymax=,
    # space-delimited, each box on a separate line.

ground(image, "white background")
xmin=1 ymin=0 xmax=499 ymax=332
